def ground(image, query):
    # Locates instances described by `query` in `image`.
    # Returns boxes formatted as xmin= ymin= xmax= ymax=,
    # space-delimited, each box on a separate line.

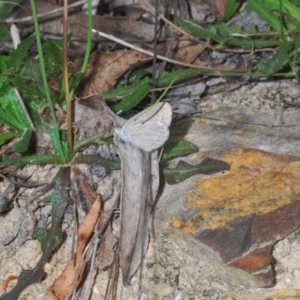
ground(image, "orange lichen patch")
xmin=177 ymin=148 xmax=300 ymax=233
xmin=172 ymin=218 xmax=201 ymax=234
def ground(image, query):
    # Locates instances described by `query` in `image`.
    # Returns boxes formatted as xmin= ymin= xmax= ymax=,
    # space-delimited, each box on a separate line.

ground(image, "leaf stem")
xmin=30 ymin=0 xmax=66 ymax=163
xmin=69 ymin=0 xmax=92 ymax=101
xmin=80 ymin=0 xmax=93 ymax=76
xmin=63 ymin=0 xmax=72 ymax=159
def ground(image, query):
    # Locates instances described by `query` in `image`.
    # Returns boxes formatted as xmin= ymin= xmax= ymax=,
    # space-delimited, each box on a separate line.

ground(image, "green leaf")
xmin=102 ymin=78 xmax=151 ymax=101
xmin=0 ymin=24 xmax=7 ymax=40
xmin=0 ymin=106 xmax=24 ymax=131
xmin=0 ymin=0 xmax=22 ymax=18
xmin=177 ymin=18 xmax=282 ymax=49
xmin=258 ymin=42 xmax=292 ymax=74
xmin=253 ymin=0 xmax=300 ymax=26
xmin=163 ymin=157 xmax=230 ymax=184
xmin=162 ymin=140 xmax=199 ymax=161
xmin=177 ymin=18 xmax=211 ymax=39
xmin=0 ymin=55 xmax=9 ymax=71
xmin=74 ymin=131 xmax=112 ymax=153
xmin=43 ymin=193 xmax=56 ymax=203
xmin=102 ymin=84 xmax=136 ymax=101
xmin=0 ymin=154 xmax=62 ymax=167
xmin=12 ymin=128 xmax=32 ymax=153
xmin=44 ymin=39 xmax=64 ymax=74
xmin=248 ymin=0 xmax=283 ymax=32
xmin=29 ymin=105 xmax=66 ymax=157
xmin=0 ymin=268 xmax=45 ymax=300
xmin=22 ymin=58 xmax=43 ymax=83
xmin=103 ymin=69 xmax=202 ymax=105
xmin=10 ymin=77 xmax=45 ymax=100
xmin=0 ymin=132 xmax=18 ymax=146
xmin=103 ymin=72 xmax=150 ymax=102
xmin=110 ymin=82 xmax=150 ymax=113
xmin=0 ymin=80 xmax=30 ymax=130
xmin=73 ymin=154 xmax=121 ymax=172
xmin=6 ymin=35 xmax=36 ymax=71
xmin=224 ymin=0 xmax=241 ymax=21
xmin=281 ymin=1 xmax=300 ymax=21
xmin=118 ymin=69 xmax=149 ymax=85
xmin=156 ymin=69 xmax=203 ymax=87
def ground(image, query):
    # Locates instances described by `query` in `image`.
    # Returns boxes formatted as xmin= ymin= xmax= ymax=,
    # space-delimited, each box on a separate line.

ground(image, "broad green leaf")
xmin=258 ymin=42 xmax=292 ymax=74
xmin=162 ymin=140 xmax=199 ymax=161
xmin=102 ymin=83 xmax=139 ymax=101
xmin=12 ymin=128 xmax=32 ymax=153
xmin=22 ymin=59 xmax=43 ymax=83
xmin=102 ymin=78 xmax=151 ymax=101
xmin=6 ymin=35 xmax=35 ymax=71
xmin=62 ymin=139 xmax=68 ymax=159
xmin=248 ymin=0 xmax=283 ymax=32
xmin=73 ymin=154 xmax=121 ymax=172
xmin=118 ymin=69 xmax=149 ymax=85
xmin=110 ymin=82 xmax=150 ymax=113
xmin=282 ymin=1 xmax=300 ymax=20
xmin=74 ymin=131 xmax=112 ymax=152
xmin=0 ymin=24 xmax=7 ymax=40
xmin=0 ymin=132 xmax=18 ymax=146
xmin=258 ymin=0 xmax=300 ymax=23
xmin=103 ymin=69 xmax=201 ymax=103
xmin=177 ymin=19 xmax=282 ymax=49
xmin=0 ymin=0 xmax=22 ymax=18
xmin=177 ymin=18 xmax=211 ymax=39
xmin=0 ymin=55 xmax=9 ymax=71
xmin=44 ymin=39 xmax=64 ymax=74
xmin=224 ymin=0 xmax=241 ymax=21
xmin=28 ymin=105 xmax=66 ymax=158
xmin=0 ymin=106 xmax=24 ymax=131
xmin=0 ymin=82 xmax=30 ymax=130
xmin=163 ymin=157 xmax=230 ymax=184
xmin=156 ymin=69 xmax=202 ymax=87
xmin=0 ymin=154 xmax=62 ymax=167
xmin=10 ymin=77 xmax=45 ymax=100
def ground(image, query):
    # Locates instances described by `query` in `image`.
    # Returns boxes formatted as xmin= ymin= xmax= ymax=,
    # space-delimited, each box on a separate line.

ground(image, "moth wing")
xmin=150 ymin=102 xmax=172 ymax=126
xmin=125 ymin=121 xmax=170 ymax=152
xmin=125 ymin=102 xmax=172 ymax=128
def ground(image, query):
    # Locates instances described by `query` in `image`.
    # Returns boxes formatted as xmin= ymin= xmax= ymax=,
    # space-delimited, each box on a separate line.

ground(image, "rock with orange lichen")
xmin=171 ymin=148 xmax=300 ymax=286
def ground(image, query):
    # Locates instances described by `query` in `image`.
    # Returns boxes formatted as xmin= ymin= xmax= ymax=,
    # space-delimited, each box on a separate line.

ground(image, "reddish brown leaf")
xmin=73 ymin=168 xmax=98 ymax=213
xmin=82 ymin=50 xmax=151 ymax=96
xmin=2 ymin=275 xmax=18 ymax=293
xmin=215 ymin=0 xmax=227 ymax=19
xmin=45 ymin=195 xmax=101 ymax=300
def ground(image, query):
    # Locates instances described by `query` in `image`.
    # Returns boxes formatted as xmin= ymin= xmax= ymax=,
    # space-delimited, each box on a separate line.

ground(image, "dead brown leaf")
xmin=215 ymin=0 xmax=228 ymax=19
xmin=45 ymin=195 xmax=101 ymax=300
xmin=171 ymin=39 xmax=207 ymax=64
xmin=73 ymin=94 xmax=113 ymax=138
xmin=73 ymin=168 xmax=98 ymax=213
xmin=81 ymin=50 xmax=151 ymax=96
xmin=20 ymin=1 xmax=166 ymax=43
xmin=143 ymin=39 xmax=208 ymax=64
